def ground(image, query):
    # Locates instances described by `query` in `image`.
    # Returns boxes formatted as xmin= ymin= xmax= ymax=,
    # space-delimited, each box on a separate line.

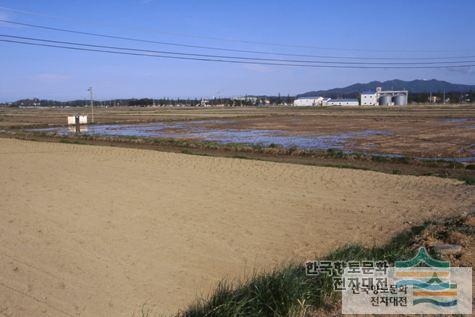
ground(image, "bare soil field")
xmin=0 ymin=106 xmax=270 ymax=127
xmin=0 ymin=138 xmax=473 ymax=316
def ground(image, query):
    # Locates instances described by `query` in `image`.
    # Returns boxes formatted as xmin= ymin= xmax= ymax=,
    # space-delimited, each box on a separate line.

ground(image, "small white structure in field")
xmin=325 ymin=99 xmax=359 ymax=106
xmin=67 ymin=115 xmax=88 ymax=125
xmin=293 ymin=96 xmax=324 ymax=106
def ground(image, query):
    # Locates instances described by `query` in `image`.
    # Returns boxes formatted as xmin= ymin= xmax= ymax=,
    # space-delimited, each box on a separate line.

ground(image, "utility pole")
xmin=443 ymin=90 xmax=446 ymax=104
xmin=88 ymin=87 xmax=94 ymax=123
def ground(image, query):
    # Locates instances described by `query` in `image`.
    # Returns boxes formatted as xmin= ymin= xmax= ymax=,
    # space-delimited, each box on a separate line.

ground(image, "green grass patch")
xmin=325 ymin=148 xmax=347 ymax=159
xmin=180 ymin=149 xmax=210 ymax=157
xmin=459 ymin=176 xmax=475 ymax=185
xmin=370 ymin=155 xmax=387 ymax=163
xmin=232 ymin=155 xmax=251 ymax=160
xmin=59 ymin=138 xmax=82 ymax=144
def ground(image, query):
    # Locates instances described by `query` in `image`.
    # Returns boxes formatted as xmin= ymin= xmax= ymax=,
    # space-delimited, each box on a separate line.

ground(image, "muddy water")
xmin=31 ymin=120 xmax=475 ymax=162
xmin=32 ymin=120 xmax=392 ymax=150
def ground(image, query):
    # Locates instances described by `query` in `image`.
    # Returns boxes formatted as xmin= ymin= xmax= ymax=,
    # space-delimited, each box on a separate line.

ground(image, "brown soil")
xmin=0 ymin=138 xmax=473 ymax=316
xmin=2 ymin=132 xmax=474 ymax=182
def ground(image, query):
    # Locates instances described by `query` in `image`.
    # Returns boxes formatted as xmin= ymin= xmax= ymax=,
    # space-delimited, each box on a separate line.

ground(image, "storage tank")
xmin=394 ymin=94 xmax=407 ymax=106
xmin=379 ymin=95 xmax=392 ymax=106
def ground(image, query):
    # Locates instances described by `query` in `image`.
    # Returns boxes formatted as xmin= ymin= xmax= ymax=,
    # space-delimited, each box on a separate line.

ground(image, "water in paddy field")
xmin=444 ymin=118 xmax=473 ymax=123
xmin=31 ymin=120 xmax=391 ymax=150
xmin=31 ymin=120 xmax=475 ymax=162
xmin=443 ymin=118 xmax=475 ymax=128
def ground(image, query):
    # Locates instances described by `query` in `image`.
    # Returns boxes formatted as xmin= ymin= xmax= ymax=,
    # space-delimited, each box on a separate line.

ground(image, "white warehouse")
xmin=293 ymin=96 xmax=324 ymax=106
xmin=360 ymin=92 xmax=378 ymax=106
xmin=325 ymin=98 xmax=359 ymax=106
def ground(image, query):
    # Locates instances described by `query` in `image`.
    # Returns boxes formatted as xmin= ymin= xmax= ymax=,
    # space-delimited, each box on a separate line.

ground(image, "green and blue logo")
xmin=394 ymin=247 xmax=457 ymax=307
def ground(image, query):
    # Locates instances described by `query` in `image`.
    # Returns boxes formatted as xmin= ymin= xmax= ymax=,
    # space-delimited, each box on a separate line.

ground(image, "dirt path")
xmin=0 ymin=138 xmax=473 ymax=316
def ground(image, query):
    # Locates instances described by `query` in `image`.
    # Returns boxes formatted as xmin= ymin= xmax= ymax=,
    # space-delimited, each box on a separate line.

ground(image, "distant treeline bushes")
xmin=2 ymin=91 xmax=473 ymax=107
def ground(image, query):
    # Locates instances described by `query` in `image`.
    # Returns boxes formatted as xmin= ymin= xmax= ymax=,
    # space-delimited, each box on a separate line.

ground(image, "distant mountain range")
xmin=298 ymin=79 xmax=475 ymax=98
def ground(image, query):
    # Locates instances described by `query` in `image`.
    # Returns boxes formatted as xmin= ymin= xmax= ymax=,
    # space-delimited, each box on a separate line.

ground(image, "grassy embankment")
xmin=168 ymin=214 xmax=473 ymax=317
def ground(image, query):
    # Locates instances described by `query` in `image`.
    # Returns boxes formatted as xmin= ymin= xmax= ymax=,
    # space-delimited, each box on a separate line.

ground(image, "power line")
xmin=133 ymin=30 xmax=474 ymax=54
xmin=0 ymin=6 xmax=63 ymax=19
xmin=0 ymin=7 xmax=472 ymax=54
xmin=1 ymin=19 xmax=474 ymax=61
xmin=2 ymin=34 xmax=474 ymax=66
xmin=1 ymin=38 xmax=474 ymax=69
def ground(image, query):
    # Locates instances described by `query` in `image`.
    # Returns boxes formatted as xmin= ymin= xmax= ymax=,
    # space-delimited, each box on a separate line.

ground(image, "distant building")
xmin=196 ymin=99 xmax=211 ymax=107
xmin=361 ymin=87 xmax=408 ymax=106
xmin=233 ymin=96 xmax=258 ymax=104
xmin=360 ymin=92 xmax=378 ymax=106
xmin=325 ymin=98 xmax=359 ymax=106
xmin=462 ymin=94 xmax=471 ymax=103
xmin=428 ymin=95 xmax=440 ymax=103
xmin=293 ymin=96 xmax=324 ymax=106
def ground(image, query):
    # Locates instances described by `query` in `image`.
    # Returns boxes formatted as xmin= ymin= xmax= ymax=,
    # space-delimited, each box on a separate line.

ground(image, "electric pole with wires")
xmin=88 ymin=86 xmax=94 ymax=123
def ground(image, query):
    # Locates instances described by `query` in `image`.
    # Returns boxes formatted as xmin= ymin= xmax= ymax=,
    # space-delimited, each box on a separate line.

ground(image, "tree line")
xmin=1 ymin=92 xmax=473 ymax=107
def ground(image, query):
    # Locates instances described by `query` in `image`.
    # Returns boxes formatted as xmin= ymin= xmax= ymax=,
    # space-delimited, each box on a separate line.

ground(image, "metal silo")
xmin=394 ymin=94 xmax=407 ymax=106
xmin=379 ymin=95 xmax=392 ymax=106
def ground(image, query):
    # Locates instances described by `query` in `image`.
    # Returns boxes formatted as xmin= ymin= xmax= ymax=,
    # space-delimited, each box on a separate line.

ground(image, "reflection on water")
xmin=444 ymin=118 xmax=473 ymax=123
xmin=68 ymin=126 xmax=88 ymax=133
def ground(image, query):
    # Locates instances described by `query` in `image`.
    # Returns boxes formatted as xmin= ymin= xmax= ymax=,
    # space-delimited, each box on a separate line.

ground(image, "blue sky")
xmin=0 ymin=0 xmax=474 ymax=101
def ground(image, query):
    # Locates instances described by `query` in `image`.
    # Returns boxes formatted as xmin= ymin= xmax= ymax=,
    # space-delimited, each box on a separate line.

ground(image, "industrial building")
xmin=293 ymin=96 xmax=325 ymax=106
xmin=294 ymin=87 xmax=409 ymax=107
xmin=294 ymin=96 xmax=358 ymax=107
xmin=325 ymin=98 xmax=359 ymax=106
xmin=360 ymin=92 xmax=379 ymax=106
xmin=361 ymin=87 xmax=408 ymax=106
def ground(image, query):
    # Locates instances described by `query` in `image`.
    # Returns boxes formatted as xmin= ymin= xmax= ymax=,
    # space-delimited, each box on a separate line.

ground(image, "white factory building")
xmin=293 ymin=96 xmax=326 ymax=106
xmin=361 ymin=87 xmax=408 ymax=106
xmin=360 ymin=92 xmax=379 ymax=106
xmin=325 ymin=99 xmax=359 ymax=106
xmin=294 ymin=87 xmax=409 ymax=107
xmin=293 ymin=96 xmax=358 ymax=106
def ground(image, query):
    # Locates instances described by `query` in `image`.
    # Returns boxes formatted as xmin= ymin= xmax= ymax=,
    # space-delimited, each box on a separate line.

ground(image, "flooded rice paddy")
xmin=32 ymin=120 xmax=392 ymax=150
xmin=31 ymin=118 xmax=475 ymax=162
